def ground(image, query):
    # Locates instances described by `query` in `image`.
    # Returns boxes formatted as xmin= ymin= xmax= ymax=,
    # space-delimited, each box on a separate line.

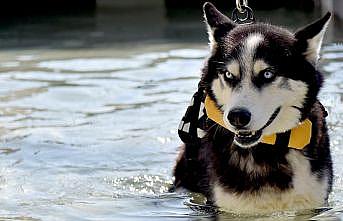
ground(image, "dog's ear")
xmin=295 ymin=12 xmax=331 ymax=65
xmin=203 ymin=2 xmax=235 ymax=30
xmin=203 ymin=2 xmax=235 ymax=48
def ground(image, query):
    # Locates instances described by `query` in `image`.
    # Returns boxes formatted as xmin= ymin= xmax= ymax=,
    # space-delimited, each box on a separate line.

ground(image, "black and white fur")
xmin=173 ymin=2 xmax=333 ymax=214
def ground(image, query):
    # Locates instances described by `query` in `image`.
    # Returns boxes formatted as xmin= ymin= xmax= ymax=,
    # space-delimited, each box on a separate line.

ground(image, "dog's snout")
xmin=228 ymin=108 xmax=251 ymax=128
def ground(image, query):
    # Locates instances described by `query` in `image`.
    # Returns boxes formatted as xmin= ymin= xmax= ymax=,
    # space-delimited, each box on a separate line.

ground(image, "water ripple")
xmin=0 ymin=43 xmax=340 ymax=220
xmin=37 ymin=58 xmax=152 ymax=72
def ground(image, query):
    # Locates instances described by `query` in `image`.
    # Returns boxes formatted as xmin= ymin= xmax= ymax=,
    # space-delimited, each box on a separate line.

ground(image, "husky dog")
xmin=173 ymin=2 xmax=333 ymax=214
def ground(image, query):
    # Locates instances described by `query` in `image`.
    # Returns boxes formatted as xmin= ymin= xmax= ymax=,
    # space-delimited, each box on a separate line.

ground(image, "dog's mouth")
xmin=234 ymin=130 xmax=263 ymax=147
xmin=233 ymin=107 xmax=281 ymax=147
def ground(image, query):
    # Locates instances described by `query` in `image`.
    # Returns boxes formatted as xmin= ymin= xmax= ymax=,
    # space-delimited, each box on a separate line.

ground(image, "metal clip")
xmin=235 ymin=0 xmax=248 ymax=13
xmin=232 ymin=0 xmax=255 ymax=24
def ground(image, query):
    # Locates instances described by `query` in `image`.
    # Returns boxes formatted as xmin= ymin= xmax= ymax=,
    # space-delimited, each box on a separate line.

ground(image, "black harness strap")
xmin=178 ymin=87 xmax=208 ymax=160
xmin=275 ymin=130 xmax=292 ymax=148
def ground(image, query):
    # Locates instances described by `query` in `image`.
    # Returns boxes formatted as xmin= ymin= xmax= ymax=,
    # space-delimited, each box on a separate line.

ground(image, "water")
xmin=0 ymin=2 xmax=342 ymax=220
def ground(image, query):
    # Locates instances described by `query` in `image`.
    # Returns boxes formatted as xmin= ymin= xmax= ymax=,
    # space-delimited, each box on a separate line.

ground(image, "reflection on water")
xmin=0 ymin=2 xmax=341 ymax=221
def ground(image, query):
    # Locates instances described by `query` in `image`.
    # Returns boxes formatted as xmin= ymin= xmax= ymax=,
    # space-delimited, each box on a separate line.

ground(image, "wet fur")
xmin=173 ymin=3 xmax=333 ymax=214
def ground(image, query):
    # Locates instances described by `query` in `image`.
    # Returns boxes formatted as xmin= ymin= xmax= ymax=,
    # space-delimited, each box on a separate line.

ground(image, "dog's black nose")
xmin=228 ymin=108 xmax=251 ymax=128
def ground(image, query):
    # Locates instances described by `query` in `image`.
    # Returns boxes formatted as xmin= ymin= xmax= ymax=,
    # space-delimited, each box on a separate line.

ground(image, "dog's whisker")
xmin=210 ymin=60 xmax=226 ymax=64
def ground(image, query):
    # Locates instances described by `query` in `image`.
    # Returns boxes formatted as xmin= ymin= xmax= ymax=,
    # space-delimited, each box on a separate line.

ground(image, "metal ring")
xmin=235 ymin=0 xmax=248 ymax=13
xmin=231 ymin=5 xmax=255 ymax=24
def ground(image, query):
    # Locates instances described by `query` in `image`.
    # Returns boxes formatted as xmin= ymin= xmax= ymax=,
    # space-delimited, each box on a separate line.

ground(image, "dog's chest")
xmin=212 ymin=150 xmax=328 ymax=214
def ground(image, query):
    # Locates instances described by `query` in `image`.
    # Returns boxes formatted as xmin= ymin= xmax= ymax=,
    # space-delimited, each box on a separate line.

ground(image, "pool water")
xmin=0 ymin=3 xmax=342 ymax=221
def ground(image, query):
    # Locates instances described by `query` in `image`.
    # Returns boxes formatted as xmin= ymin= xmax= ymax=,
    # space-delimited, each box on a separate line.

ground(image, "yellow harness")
xmin=204 ymin=96 xmax=312 ymax=150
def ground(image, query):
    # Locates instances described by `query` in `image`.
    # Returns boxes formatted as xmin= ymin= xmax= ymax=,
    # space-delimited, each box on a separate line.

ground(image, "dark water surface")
xmin=0 ymin=1 xmax=342 ymax=220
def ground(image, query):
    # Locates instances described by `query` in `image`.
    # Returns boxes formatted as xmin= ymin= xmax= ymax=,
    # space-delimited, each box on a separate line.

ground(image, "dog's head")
xmin=202 ymin=2 xmax=331 ymax=148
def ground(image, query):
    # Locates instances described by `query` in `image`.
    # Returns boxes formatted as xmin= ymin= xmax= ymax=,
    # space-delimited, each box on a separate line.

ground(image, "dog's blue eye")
xmin=262 ymin=70 xmax=274 ymax=79
xmin=225 ymin=71 xmax=234 ymax=79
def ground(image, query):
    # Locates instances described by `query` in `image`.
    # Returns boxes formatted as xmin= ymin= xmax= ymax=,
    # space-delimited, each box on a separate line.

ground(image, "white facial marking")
xmin=211 ymin=32 xmax=309 ymax=144
xmin=218 ymin=74 xmax=226 ymax=89
xmin=262 ymin=79 xmax=308 ymax=135
xmin=241 ymin=33 xmax=264 ymax=73
xmin=216 ymin=33 xmax=265 ymax=131
xmin=211 ymin=78 xmax=232 ymax=112
xmin=253 ymin=59 xmax=269 ymax=75
xmin=227 ymin=61 xmax=240 ymax=77
xmin=213 ymin=150 xmax=328 ymax=214
xmin=227 ymin=77 xmax=308 ymax=135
